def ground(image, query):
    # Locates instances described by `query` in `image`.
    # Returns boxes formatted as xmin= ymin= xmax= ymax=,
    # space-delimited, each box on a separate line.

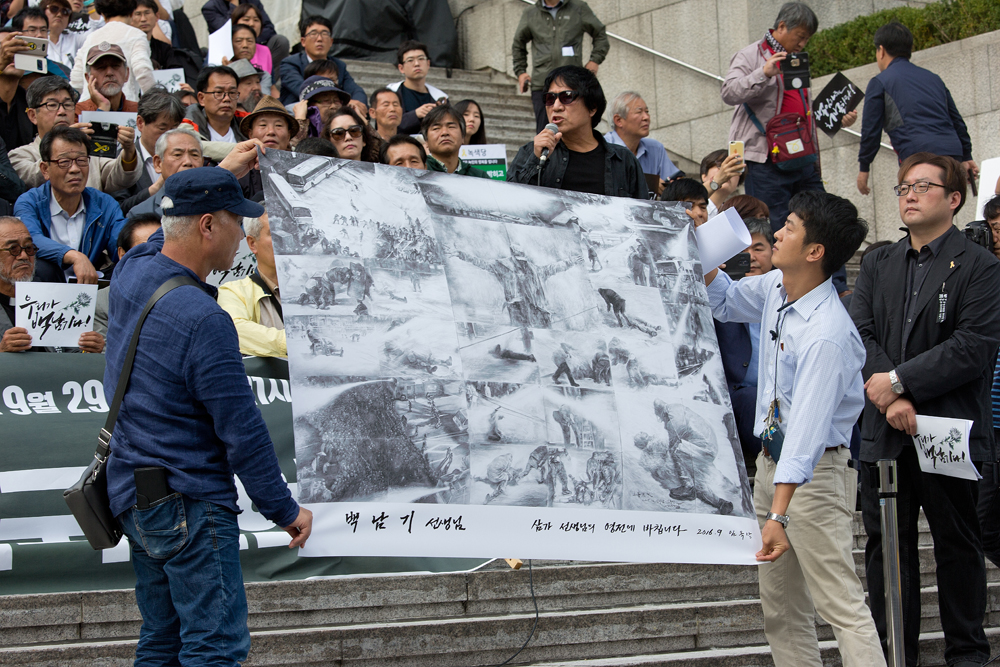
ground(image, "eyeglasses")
xmin=45 ymin=6 xmax=72 ymax=16
xmin=36 ymin=100 xmax=75 ymax=112
xmin=1 ymin=243 xmax=38 ymax=257
xmin=893 ymin=181 xmax=947 ymax=196
xmin=543 ymin=90 xmax=582 ymax=107
xmin=305 ymin=29 xmax=331 ymax=39
xmin=20 ymin=26 xmax=47 ymax=36
xmin=207 ymin=89 xmax=239 ymax=100
xmin=49 ymin=156 xmax=89 ymax=170
xmin=329 ymin=125 xmax=363 ymax=140
xmin=402 ymin=56 xmax=429 ymax=65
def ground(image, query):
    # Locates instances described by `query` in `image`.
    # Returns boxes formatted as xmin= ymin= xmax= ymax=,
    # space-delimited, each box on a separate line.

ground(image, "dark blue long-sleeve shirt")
xmin=858 ymin=57 xmax=972 ymax=172
xmin=104 ymin=228 xmax=298 ymax=526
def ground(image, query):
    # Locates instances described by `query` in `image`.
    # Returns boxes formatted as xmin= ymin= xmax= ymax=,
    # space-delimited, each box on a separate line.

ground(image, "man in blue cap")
xmin=104 ymin=166 xmax=312 ymax=666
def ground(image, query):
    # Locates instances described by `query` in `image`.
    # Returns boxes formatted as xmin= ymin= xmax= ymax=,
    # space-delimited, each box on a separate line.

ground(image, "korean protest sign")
xmin=812 ymin=72 xmax=864 ymax=137
xmin=459 ymin=144 xmax=507 ymax=181
xmin=15 ymin=282 xmax=97 ymax=347
xmin=261 ymin=151 xmax=759 ymax=565
xmin=912 ymin=415 xmax=981 ymax=481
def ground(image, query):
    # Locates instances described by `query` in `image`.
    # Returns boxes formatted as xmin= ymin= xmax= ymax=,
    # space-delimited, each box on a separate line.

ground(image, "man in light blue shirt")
xmin=707 ymin=190 xmax=883 ymax=667
xmin=604 ymin=91 xmax=682 ymax=197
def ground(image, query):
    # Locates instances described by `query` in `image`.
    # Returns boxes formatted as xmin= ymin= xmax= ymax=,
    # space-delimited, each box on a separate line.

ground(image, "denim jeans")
xmin=119 ymin=494 xmax=250 ymax=667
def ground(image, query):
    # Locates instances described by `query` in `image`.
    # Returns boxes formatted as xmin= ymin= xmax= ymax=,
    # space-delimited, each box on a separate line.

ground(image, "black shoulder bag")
xmin=64 ymin=275 xmax=201 ymax=550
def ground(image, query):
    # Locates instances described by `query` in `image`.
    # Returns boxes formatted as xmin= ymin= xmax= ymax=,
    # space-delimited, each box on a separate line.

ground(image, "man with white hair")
xmin=604 ymin=91 xmax=681 ymax=197
xmin=127 ymin=125 xmax=203 ymax=218
xmin=104 ymin=166 xmax=311 ymax=665
xmin=217 ymin=210 xmax=286 ymax=357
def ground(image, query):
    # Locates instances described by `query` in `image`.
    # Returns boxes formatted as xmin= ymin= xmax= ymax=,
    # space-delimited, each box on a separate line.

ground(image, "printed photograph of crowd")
xmin=266 ymin=151 xmax=751 ymax=517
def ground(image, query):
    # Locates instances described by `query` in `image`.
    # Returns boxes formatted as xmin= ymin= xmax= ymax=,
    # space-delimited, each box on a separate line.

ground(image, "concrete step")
xmin=4 ymin=591 xmax=1000 ymax=667
xmin=527 ymin=627 xmax=1000 ymax=667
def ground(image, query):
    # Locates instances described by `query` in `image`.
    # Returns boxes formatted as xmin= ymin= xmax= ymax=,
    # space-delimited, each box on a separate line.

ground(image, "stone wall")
xmin=454 ymin=0 xmax=1000 ymax=242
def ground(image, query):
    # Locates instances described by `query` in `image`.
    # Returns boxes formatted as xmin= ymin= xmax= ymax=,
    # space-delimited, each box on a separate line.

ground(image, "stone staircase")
xmin=341 ymin=58 xmax=538 ymax=162
xmin=2 ymin=511 xmax=999 ymax=666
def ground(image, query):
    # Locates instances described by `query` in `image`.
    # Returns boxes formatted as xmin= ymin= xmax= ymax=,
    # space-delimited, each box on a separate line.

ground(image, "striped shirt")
xmin=708 ymin=270 xmax=865 ymax=485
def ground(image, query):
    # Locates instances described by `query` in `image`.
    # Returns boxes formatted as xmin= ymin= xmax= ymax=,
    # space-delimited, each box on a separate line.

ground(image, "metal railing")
xmin=514 ymin=0 xmax=891 ymax=149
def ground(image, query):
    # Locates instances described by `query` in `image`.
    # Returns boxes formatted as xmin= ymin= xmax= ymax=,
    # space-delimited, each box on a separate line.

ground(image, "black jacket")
xmin=201 ymin=0 xmax=277 ymax=45
xmin=850 ymin=228 xmax=1000 ymax=461
xmin=507 ymin=130 xmax=648 ymax=200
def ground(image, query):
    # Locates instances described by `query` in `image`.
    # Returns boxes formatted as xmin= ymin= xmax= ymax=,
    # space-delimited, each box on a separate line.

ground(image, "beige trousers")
xmin=755 ymin=447 xmax=886 ymax=667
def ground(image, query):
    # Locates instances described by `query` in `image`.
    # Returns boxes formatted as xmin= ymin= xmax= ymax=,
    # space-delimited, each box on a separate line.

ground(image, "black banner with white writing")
xmin=0 ymin=354 xmax=485 ymax=594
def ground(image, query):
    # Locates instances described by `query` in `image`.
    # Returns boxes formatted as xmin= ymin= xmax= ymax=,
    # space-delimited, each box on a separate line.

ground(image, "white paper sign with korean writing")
xmin=15 ymin=283 xmax=97 ymax=348
xmin=207 ymin=238 xmax=257 ymax=286
xmin=912 ymin=415 xmax=981 ymax=481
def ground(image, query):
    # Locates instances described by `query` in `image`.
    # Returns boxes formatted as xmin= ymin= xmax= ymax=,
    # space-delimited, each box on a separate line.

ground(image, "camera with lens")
xmin=964 ymin=220 xmax=992 ymax=252
xmin=782 ymin=52 xmax=810 ymax=90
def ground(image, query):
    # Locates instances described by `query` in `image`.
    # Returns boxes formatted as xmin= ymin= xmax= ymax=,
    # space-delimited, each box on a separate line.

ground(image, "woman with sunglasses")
xmin=454 ymin=99 xmax=487 ymax=145
xmin=508 ymin=65 xmax=647 ymax=200
xmin=325 ymin=106 xmax=379 ymax=162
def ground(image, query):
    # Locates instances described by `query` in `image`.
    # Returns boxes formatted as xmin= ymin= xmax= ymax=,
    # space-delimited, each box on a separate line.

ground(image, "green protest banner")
xmin=459 ymin=144 xmax=507 ymax=180
xmin=0 ymin=354 xmax=486 ymax=595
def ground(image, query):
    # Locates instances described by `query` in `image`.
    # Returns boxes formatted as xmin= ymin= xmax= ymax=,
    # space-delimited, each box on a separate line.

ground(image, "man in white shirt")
xmin=42 ymin=0 xmax=90 ymax=70
xmin=707 ymin=190 xmax=882 ymax=667
xmin=69 ymin=0 xmax=155 ymax=102
xmin=603 ymin=91 xmax=681 ymax=197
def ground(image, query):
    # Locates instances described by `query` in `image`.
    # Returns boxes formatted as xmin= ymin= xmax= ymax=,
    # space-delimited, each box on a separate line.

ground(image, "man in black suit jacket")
xmin=851 ymin=153 xmax=1000 ymax=667
xmin=117 ymin=91 xmax=185 ymax=214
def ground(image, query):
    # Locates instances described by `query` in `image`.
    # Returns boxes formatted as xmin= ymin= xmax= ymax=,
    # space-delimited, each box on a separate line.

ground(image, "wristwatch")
xmin=765 ymin=511 xmax=789 ymax=529
xmin=889 ymin=369 xmax=904 ymax=394
xmin=709 ymin=180 xmax=720 ymax=191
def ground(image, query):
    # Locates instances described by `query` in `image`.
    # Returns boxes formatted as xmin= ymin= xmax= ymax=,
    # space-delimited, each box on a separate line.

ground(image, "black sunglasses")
xmin=1 ymin=243 xmax=38 ymax=257
xmin=543 ymin=90 xmax=582 ymax=107
xmin=329 ymin=125 xmax=364 ymax=139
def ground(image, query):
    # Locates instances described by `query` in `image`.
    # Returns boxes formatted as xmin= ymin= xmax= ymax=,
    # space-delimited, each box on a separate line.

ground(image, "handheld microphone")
xmin=540 ymin=123 xmax=559 ymax=164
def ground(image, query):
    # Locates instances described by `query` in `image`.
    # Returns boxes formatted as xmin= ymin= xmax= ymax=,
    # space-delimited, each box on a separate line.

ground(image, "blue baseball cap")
xmin=160 ymin=167 xmax=265 ymax=218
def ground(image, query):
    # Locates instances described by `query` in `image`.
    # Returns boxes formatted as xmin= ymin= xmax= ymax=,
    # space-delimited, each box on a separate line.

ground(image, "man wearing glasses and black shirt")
xmin=851 ymin=152 xmax=1000 ymax=667
xmin=184 ymin=66 xmax=247 ymax=144
xmin=387 ymin=40 xmax=448 ymax=135
xmin=508 ymin=65 xmax=646 ymax=200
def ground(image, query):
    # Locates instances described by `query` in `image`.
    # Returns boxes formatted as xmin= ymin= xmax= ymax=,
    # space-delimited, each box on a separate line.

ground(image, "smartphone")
xmin=88 ymin=122 xmax=119 ymax=158
xmin=134 ymin=467 xmax=172 ymax=509
xmin=13 ymin=53 xmax=46 ymax=74
xmin=723 ymin=252 xmax=751 ymax=281
xmin=728 ymin=140 xmax=745 ymax=172
xmin=19 ymin=36 xmax=48 ymax=56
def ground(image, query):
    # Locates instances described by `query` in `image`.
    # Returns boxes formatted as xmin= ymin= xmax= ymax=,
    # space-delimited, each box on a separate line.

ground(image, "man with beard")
xmin=12 ymin=76 xmax=140 ymax=192
xmin=450 ymin=242 xmax=578 ymax=328
xmin=0 ymin=216 xmax=104 ymax=352
xmin=75 ymin=43 xmax=138 ymax=113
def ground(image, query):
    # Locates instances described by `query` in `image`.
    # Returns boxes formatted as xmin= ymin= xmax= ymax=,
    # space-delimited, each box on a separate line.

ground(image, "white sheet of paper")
xmin=912 ymin=415 xmax=981 ymax=481
xmin=152 ymin=68 xmax=185 ymax=92
xmin=562 ymin=46 xmax=575 ymax=56
xmin=694 ymin=207 xmax=752 ymax=270
xmin=207 ymin=239 xmax=257 ymax=286
xmin=207 ymin=19 xmax=234 ymax=67
xmin=15 ymin=283 xmax=97 ymax=348
xmin=78 ymin=110 xmax=138 ymax=129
